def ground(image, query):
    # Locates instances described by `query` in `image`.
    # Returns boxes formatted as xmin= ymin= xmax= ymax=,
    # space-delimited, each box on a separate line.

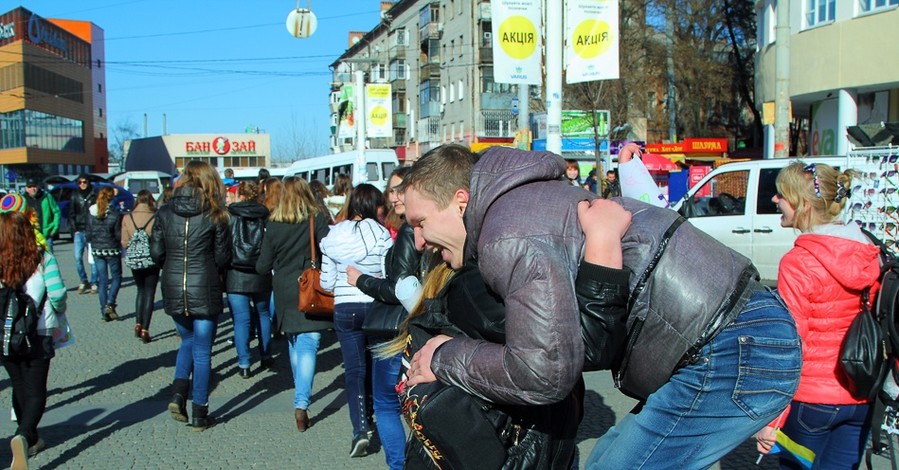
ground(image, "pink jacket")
xmin=778 ymin=227 xmax=881 ymax=405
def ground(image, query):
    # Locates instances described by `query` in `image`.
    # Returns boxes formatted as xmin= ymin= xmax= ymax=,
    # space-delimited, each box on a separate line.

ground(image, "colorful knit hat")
xmin=0 ymin=193 xmax=26 ymax=213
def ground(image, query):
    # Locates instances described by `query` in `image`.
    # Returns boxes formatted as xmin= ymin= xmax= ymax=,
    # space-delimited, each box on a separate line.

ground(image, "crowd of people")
xmin=0 ymin=144 xmax=885 ymax=469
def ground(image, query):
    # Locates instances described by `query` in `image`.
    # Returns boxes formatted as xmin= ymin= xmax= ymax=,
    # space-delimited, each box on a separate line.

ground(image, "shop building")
xmin=123 ymin=133 xmax=272 ymax=176
xmin=0 ymin=7 xmax=106 ymax=180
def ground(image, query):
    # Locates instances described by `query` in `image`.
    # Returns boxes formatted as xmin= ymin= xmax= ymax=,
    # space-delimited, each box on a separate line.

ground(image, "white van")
xmin=672 ymin=156 xmax=849 ymax=282
xmin=284 ymin=150 xmax=399 ymax=191
xmin=113 ymin=171 xmax=171 ymax=201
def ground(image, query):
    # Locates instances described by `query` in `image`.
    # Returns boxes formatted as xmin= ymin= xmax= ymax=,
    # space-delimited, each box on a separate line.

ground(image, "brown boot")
xmin=295 ymin=408 xmax=310 ymax=432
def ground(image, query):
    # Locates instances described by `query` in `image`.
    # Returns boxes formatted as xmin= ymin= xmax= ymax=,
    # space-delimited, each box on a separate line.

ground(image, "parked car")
xmin=50 ymin=181 xmax=134 ymax=240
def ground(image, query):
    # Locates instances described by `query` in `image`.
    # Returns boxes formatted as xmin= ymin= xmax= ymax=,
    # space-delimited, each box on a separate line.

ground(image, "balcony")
xmin=389 ymin=43 xmax=406 ymax=59
xmin=479 ymin=46 xmax=493 ymax=64
xmin=420 ymin=62 xmax=441 ymax=78
xmin=418 ymin=22 xmax=441 ymax=40
xmin=478 ymin=2 xmax=491 ymax=21
xmin=478 ymin=110 xmax=516 ymax=138
xmin=419 ymin=101 xmax=440 ymax=118
xmin=393 ymin=113 xmax=407 ymax=129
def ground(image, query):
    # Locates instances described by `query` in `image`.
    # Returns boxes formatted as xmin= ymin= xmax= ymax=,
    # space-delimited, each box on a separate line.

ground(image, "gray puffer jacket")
xmin=433 ymin=147 xmax=591 ymax=406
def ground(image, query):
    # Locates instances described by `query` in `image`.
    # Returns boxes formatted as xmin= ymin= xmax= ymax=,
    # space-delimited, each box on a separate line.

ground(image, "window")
xmin=859 ymin=0 xmax=899 ymax=12
xmin=450 ymin=39 xmax=455 ymax=61
xmin=366 ymin=162 xmax=379 ymax=182
xmin=806 ymin=0 xmax=835 ymax=26
xmin=459 ymin=35 xmax=464 ymax=58
xmin=96 ymin=59 xmax=102 ymax=68
xmin=757 ymin=169 xmax=781 ymax=215
xmin=481 ymin=67 xmax=512 ymax=94
xmin=0 ymin=110 xmax=85 ymax=152
xmin=98 ymin=83 xmax=102 ymax=93
xmin=458 ymin=80 xmax=464 ymax=100
xmin=390 ymin=60 xmax=408 ymax=80
xmin=687 ymin=170 xmax=749 ymax=217
xmin=98 ymin=108 xmax=103 ymax=117
xmin=371 ymin=63 xmax=388 ymax=82
xmin=449 ymin=83 xmax=455 ymax=102
xmin=441 ymin=85 xmax=447 ymax=104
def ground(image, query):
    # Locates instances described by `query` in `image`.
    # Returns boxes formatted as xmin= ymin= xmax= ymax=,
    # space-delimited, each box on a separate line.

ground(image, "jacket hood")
xmin=227 ymin=201 xmax=268 ymax=220
xmin=171 ymin=186 xmax=205 ymax=217
xmin=320 ymin=218 xmax=389 ymax=263
xmin=464 ymin=146 xmax=568 ymax=261
xmin=794 ymin=227 xmax=881 ymax=291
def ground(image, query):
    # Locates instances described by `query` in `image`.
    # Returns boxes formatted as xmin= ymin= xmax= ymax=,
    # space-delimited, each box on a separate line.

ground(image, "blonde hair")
xmin=374 ymin=263 xmax=456 ymax=358
xmin=179 ymin=160 xmax=229 ymax=225
xmin=95 ymin=186 xmax=115 ymax=219
xmin=775 ymin=161 xmax=854 ymax=232
xmin=271 ymin=176 xmax=318 ymax=224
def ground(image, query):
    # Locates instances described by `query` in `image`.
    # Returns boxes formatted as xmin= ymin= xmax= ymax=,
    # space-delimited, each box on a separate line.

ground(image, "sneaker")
xmin=104 ymin=305 xmax=118 ymax=320
xmin=10 ymin=434 xmax=27 ymax=470
xmin=27 ymin=437 xmax=45 ymax=457
xmin=90 ymin=284 xmax=98 ymax=294
xmin=78 ymin=282 xmax=90 ymax=294
xmin=349 ymin=434 xmax=369 ymax=458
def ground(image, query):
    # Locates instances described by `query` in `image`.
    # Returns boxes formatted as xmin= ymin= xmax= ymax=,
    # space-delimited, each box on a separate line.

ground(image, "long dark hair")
xmin=0 ymin=212 xmax=42 ymax=289
xmin=136 ymin=189 xmax=157 ymax=212
xmin=347 ymin=184 xmax=385 ymax=221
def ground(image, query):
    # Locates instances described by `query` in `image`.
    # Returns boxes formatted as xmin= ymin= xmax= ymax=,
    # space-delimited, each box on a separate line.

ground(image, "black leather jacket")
xmin=84 ymin=207 xmax=122 ymax=251
xmin=356 ymin=223 xmax=422 ymax=304
xmin=225 ymin=201 xmax=271 ymax=294
xmin=150 ymin=186 xmax=232 ymax=318
xmin=69 ymin=187 xmax=97 ymax=232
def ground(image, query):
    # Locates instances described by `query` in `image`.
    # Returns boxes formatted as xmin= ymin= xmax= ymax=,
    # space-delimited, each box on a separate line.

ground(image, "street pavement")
xmin=0 ymin=240 xmax=894 ymax=469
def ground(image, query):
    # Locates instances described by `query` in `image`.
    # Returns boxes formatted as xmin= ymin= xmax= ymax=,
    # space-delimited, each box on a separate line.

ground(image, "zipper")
xmin=182 ymin=217 xmax=190 ymax=316
xmin=614 ymin=317 xmax=644 ymax=389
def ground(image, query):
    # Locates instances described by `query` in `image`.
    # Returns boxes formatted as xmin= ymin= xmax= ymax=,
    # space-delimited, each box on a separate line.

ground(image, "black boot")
xmin=168 ymin=379 xmax=189 ymax=422
xmin=191 ymin=403 xmax=214 ymax=432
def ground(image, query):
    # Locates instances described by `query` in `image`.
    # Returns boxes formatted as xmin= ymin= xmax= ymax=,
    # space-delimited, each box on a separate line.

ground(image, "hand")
xmin=755 ymin=426 xmax=777 ymax=454
xmin=578 ymin=200 xmax=630 ymax=268
xmin=406 ymin=335 xmax=452 ymax=386
xmin=617 ymin=142 xmax=642 ymax=164
xmin=346 ymin=265 xmax=362 ymax=286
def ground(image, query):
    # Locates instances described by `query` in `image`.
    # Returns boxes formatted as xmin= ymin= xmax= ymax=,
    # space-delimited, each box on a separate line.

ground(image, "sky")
xmin=5 ymin=0 xmax=385 ymax=161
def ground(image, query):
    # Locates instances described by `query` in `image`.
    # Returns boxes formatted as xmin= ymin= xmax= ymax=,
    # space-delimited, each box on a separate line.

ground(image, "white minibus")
xmin=284 ymin=150 xmax=399 ymax=191
xmin=113 ymin=171 xmax=171 ymax=201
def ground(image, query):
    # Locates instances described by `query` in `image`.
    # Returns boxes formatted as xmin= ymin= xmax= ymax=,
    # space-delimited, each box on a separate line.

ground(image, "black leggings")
xmin=132 ymin=267 xmax=160 ymax=330
xmin=3 ymin=357 xmax=51 ymax=446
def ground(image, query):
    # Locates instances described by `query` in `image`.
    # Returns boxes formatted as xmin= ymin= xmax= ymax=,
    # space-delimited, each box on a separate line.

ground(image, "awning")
xmin=641 ymin=152 xmax=679 ymax=171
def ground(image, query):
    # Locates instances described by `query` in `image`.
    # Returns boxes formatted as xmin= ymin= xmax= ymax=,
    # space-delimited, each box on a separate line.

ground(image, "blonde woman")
xmin=151 ymin=160 xmax=232 ymax=431
xmin=86 ymin=186 xmax=122 ymax=321
xmin=256 ymin=176 xmax=331 ymax=432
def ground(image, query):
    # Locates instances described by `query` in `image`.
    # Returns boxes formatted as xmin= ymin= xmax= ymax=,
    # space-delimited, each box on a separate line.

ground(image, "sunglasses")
xmin=78 ymin=180 xmax=89 ymax=184
xmin=851 ymin=201 xmax=873 ymax=211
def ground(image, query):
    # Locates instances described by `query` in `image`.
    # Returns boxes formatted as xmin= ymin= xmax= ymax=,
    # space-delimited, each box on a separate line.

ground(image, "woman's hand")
xmin=617 ymin=142 xmax=642 ymax=164
xmin=578 ymin=200 xmax=630 ymax=268
xmin=346 ymin=265 xmax=362 ymax=286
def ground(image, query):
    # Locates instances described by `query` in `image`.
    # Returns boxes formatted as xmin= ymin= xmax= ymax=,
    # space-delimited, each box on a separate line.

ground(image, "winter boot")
xmin=168 ymin=379 xmax=189 ymax=422
xmin=191 ymin=403 xmax=215 ymax=432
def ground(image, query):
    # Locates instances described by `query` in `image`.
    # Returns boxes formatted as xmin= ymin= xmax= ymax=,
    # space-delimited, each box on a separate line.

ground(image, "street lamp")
xmin=286 ymin=1 xmax=317 ymax=39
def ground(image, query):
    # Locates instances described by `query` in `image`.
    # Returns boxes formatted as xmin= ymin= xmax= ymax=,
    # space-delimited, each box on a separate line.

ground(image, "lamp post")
xmin=286 ymin=1 xmax=317 ymax=39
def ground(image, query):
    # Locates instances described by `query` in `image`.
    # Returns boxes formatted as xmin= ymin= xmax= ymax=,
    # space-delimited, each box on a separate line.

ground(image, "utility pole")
xmin=666 ymin=13 xmax=677 ymax=143
xmin=545 ymin=0 xmax=563 ymax=154
xmin=773 ymin=0 xmax=791 ymax=158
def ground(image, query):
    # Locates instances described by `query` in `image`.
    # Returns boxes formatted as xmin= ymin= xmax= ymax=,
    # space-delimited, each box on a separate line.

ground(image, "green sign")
xmin=561 ymin=110 xmax=609 ymax=138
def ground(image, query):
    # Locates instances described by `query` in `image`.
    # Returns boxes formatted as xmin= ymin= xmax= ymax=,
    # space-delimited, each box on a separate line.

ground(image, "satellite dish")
xmin=286 ymin=8 xmax=317 ymax=38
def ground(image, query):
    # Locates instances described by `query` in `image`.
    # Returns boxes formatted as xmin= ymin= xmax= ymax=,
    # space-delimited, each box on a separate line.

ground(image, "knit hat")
xmin=0 ymin=193 xmax=26 ymax=213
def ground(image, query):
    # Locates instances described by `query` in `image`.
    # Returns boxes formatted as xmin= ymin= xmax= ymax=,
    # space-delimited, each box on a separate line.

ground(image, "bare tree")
xmin=272 ymin=113 xmax=327 ymax=163
xmin=108 ymin=119 xmax=141 ymax=164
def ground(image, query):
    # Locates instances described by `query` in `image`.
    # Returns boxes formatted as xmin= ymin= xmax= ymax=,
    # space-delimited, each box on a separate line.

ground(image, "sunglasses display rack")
xmin=845 ymin=146 xmax=899 ymax=250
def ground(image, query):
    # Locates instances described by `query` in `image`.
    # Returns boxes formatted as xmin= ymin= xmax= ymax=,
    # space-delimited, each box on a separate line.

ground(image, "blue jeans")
xmin=587 ymin=290 xmax=802 ymax=470
xmin=172 ymin=315 xmax=219 ymax=407
xmin=73 ymin=231 xmax=98 ymax=285
xmin=334 ymin=302 xmax=372 ymax=440
xmin=287 ymin=332 xmax=321 ymax=410
xmin=372 ymin=350 xmax=404 ymax=470
xmin=45 ymin=236 xmax=53 ymax=254
xmin=227 ymin=292 xmax=272 ymax=369
xmin=94 ymin=255 xmax=122 ymax=313
xmin=778 ymin=402 xmax=872 ymax=470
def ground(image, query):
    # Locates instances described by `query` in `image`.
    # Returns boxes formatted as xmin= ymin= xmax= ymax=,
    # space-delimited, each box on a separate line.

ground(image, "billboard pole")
xmin=545 ymin=0 xmax=563 ymax=154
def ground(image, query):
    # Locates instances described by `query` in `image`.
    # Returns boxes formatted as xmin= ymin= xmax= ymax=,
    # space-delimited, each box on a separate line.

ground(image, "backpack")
xmin=859 ymin=231 xmax=899 ymax=468
xmin=0 ymin=286 xmax=42 ymax=358
xmin=125 ymin=213 xmax=156 ymax=270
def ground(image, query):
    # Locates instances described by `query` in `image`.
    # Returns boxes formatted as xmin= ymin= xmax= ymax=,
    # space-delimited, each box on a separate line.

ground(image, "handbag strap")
xmin=308 ymin=215 xmax=317 ymax=268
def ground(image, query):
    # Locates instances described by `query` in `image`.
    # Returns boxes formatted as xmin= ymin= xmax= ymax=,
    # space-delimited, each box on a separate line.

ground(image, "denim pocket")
xmin=732 ymin=335 xmax=802 ymax=420
xmin=795 ymin=402 xmax=839 ymax=433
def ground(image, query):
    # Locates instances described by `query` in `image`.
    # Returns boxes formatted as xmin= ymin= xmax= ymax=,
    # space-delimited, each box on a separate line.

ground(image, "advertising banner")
xmin=809 ymin=99 xmax=838 ymax=156
xmin=491 ymin=0 xmax=542 ymax=85
xmin=561 ymin=110 xmax=610 ymax=137
xmin=337 ymin=85 xmax=355 ymax=139
xmin=566 ymin=0 xmax=620 ymax=83
xmin=365 ymin=83 xmax=392 ymax=138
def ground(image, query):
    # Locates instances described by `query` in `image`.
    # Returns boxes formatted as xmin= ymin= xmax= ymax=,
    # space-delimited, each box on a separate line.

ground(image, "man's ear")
xmin=454 ymin=188 xmax=469 ymax=216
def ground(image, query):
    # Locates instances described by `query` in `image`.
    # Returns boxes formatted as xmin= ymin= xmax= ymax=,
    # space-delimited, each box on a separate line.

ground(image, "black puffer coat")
xmin=150 ymin=186 xmax=232 ymax=318
xmin=225 ymin=201 xmax=271 ymax=294
xmin=85 ymin=206 xmax=122 ymax=252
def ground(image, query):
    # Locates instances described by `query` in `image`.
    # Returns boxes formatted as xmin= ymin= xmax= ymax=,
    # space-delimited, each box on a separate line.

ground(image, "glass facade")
xmin=0 ymin=109 xmax=83 ymax=151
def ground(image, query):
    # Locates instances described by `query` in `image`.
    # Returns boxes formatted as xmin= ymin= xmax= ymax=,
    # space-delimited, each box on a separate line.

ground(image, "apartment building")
xmin=755 ymin=0 xmax=899 ymax=155
xmin=329 ymin=0 xmax=517 ymax=162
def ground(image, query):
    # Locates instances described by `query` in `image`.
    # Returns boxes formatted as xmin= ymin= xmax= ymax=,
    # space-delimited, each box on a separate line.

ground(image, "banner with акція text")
xmin=566 ymin=0 xmax=620 ymax=83
xmin=491 ymin=0 xmax=542 ymax=85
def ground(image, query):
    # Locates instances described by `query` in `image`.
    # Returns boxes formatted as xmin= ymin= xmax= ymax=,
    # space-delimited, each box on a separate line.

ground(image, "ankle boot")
xmin=168 ymin=379 xmax=189 ymax=422
xmin=191 ymin=403 xmax=214 ymax=431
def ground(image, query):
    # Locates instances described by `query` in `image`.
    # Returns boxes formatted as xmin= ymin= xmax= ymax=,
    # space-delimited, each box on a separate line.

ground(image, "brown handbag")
xmin=297 ymin=215 xmax=335 ymax=316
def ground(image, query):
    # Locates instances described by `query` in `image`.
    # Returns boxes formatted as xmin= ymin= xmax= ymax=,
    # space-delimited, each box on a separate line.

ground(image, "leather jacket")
xmin=69 ymin=187 xmax=97 ymax=232
xmin=150 ymin=186 xmax=232 ymax=318
xmin=85 ymin=206 xmax=122 ymax=251
xmin=225 ymin=201 xmax=271 ymax=294
xmin=355 ymin=223 xmax=422 ymax=304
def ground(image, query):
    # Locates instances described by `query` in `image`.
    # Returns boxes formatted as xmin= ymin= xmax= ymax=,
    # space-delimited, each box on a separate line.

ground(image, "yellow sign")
xmin=572 ymin=20 xmax=613 ymax=59
xmin=498 ymin=16 xmax=538 ymax=60
xmin=369 ymin=106 xmax=389 ymax=127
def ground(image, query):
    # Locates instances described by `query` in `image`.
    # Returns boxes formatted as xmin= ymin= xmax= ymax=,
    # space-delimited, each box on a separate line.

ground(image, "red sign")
xmin=646 ymin=138 xmax=728 ymax=154
xmin=689 ymin=165 xmax=712 ymax=198
xmin=185 ymin=137 xmax=257 ymax=156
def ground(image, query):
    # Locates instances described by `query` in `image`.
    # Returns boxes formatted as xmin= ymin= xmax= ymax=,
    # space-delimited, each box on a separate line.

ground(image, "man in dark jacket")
xmin=69 ymin=175 xmax=98 ymax=294
xmin=22 ymin=178 xmax=60 ymax=253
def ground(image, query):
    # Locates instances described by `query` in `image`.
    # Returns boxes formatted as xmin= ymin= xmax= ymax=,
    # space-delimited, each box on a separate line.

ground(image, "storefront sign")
xmin=28 ymin=14 xmax=67 ymax=53
xmin=0 ymin=21 xmax=15 ymax=40
xmin=185 ymin=137 xmax=258 ymax=156
xmin=646 ymin=138 xmax=728 ymax=154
